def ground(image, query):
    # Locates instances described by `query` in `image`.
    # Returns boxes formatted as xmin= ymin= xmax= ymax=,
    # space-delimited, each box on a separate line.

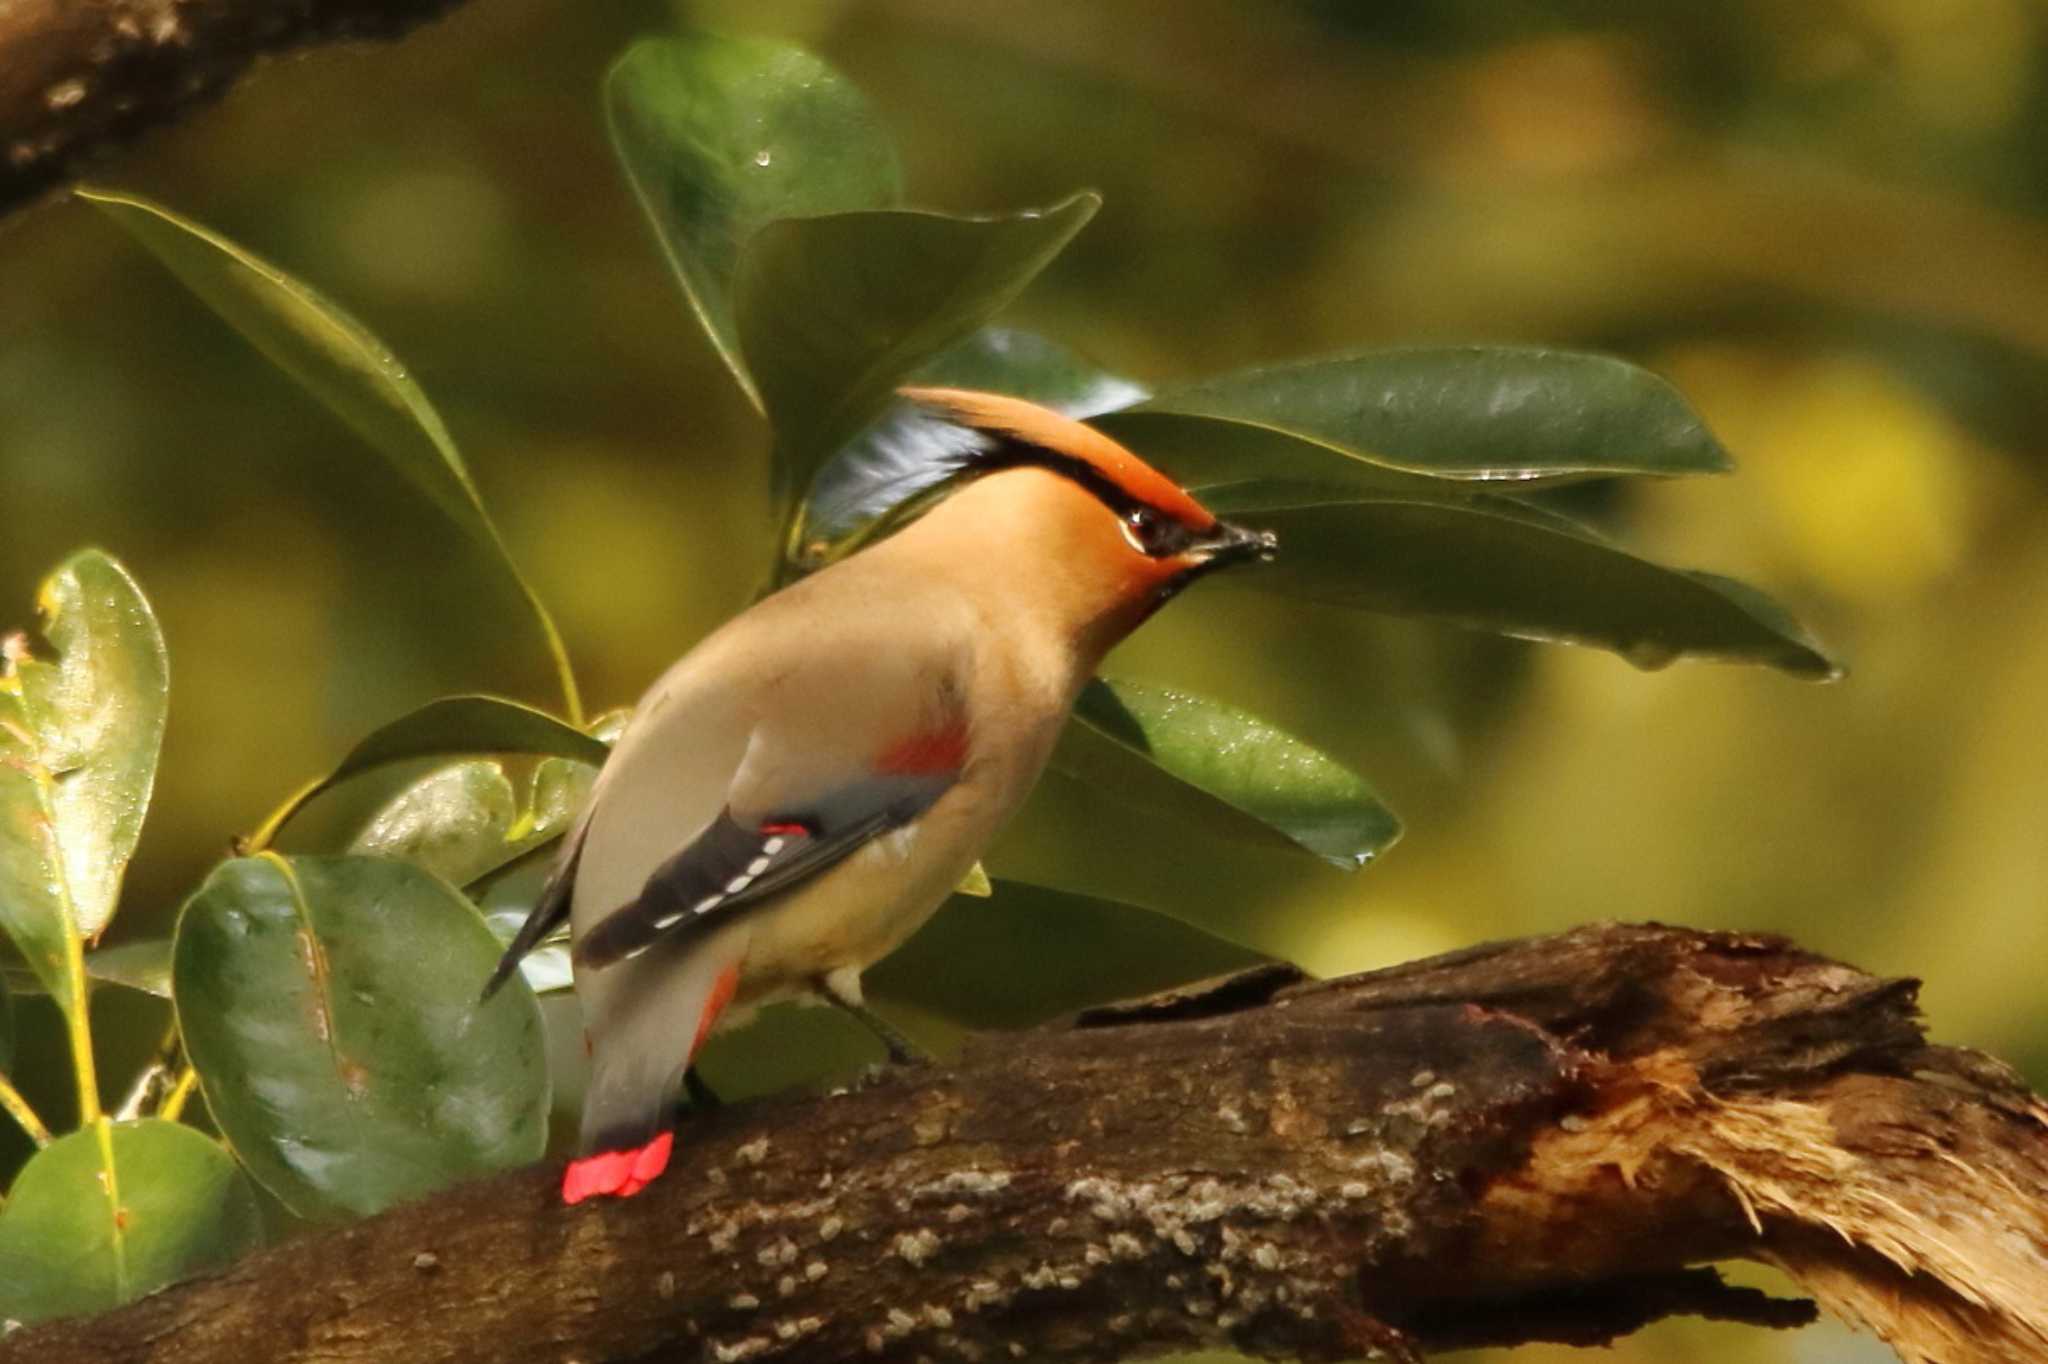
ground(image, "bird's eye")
xmin=1122 ymin=507 xmax=1164 ymax=555
xmin=1120 ymin=506 xmax=1190 ymax=557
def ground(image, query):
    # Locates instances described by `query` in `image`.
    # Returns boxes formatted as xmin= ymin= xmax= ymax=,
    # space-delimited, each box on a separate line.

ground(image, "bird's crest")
xmin=899 ymin=387 xmax=1215 ymax=531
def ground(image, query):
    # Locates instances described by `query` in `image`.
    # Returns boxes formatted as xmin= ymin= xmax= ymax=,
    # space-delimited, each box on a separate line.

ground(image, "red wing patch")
xmin=876 ymin=723 xmax=969 ymax=775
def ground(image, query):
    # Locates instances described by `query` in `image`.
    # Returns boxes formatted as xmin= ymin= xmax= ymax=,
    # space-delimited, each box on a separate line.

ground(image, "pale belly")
xmin=727 ymin=779 xmax=1002 ymax=1009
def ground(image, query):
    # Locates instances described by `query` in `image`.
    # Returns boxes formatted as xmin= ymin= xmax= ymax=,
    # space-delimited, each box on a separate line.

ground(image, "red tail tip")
xmin=562 ymin=1131 xmax=674 ymax=1204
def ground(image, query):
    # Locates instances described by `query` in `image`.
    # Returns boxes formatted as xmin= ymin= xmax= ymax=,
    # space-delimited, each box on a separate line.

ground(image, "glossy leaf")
xmin=1095 ymin=409 xmax=1467 ymax=507
xmin=354 ymin=755 xmax=599 ymax=996
xmin=79 ymin=189 xmax=581 ymax=720
xmin=253 ymin=694 xmax=609 ymax=847
xmin=350 ymin=759 xmax=521 ymax=886
xmin=797 ymin=328 xmax=1147 ymax=567
xmin=0 ymin=551 xmax=165 ymax=1005
xmin=3 ymin=939 xmax=174 ymax=1000
xmin=1056 ymin=678 xmax=1399 ymax=869
xmin=869 ymin=880 xmax=1265 ymax=1028
xmin=0 ymin=1118 xmax=263 ymax=1325
xmin=1130 ymin=346 xmax=1733 ymax=484
xmin=1223 ymin=494 xmax=1838 ymax=677
xmin=734 ymin=196 xmax=1100 ymax=515
xmin=83 ymin=939 xmax=173 ymax=997
xmin=606 ymin=32 xmax=902 ymax=406
xmin=172 ymin=854 xmax=548 ymax=1221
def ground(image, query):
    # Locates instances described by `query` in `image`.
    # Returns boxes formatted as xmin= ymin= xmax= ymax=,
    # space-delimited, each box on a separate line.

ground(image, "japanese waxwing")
xmin=485 ymin=388 xmax=1276 ymax=1203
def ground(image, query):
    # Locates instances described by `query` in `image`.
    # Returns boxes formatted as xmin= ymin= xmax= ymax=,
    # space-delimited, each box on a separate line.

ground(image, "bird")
xmin=483 ymin=387 xmax=1276 ymax=1203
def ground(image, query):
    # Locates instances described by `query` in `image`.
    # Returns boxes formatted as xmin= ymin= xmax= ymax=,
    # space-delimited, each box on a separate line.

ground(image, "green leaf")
xmin=172 ymin=854 xmax=548 ymax=1221
xmin=955 ymin=862 xmax=993 ymax=898
xmin=1057 ymin=678 xmax=1399 ymax=869
xmin=797 ymin=328 xmax=1146 ymax=567
xmin=734 ymin=196 xmax=1100 ymax=517
xmin=606 ymin=32 xmax=902 ymax=407
xmin=3 ymin=939 xmax=174 ymax=1000
xmin=353 ymin=755 xmax=600 ymax=996
xmin=350 ymin=759 xmax=521 ymax=887
xmin=1128 ymin=346 xmax=1733 ymax=484
xmin=0 ymin=1118 xmax=263 ymax=1325
xmin=1095 ymin=409 xmax=1468 ymax=507
xmin=0 ymin=551 xmax=165 ymax=1004
xmin=83 ymin=939 xmax=173 ymax=998
xmin=868 ymin=880 xmax=1265 ymax=1028
xmin=252 ymin=694 xmax=610 ymax=847
xmin=1225 ymin=494 xmax=1839 ymax=677
xmin=79 ymin=189 xmax=581 ymax=721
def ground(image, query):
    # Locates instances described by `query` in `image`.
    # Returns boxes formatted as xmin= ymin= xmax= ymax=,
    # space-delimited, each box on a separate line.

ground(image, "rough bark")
xmin=7 ymin=923 xmax=2047 ymax=1364
xmin=0 ymin=0 xmax=470 ymax=223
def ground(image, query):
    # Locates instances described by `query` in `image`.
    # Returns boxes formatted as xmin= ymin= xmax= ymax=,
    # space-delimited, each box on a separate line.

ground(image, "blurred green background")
xmin=6 ymin=1 xmax=2046 ymax=1358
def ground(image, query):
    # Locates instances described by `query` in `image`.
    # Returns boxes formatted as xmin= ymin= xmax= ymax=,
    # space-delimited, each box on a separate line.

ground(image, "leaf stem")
xmin=61 ymin=920 xmax=101 ymax=1125
xmin=0 ymin=1068 xmax=51 ymax=1146
xmin=160 ymin=1065 xmax=200 ymax=1124
xmin=115 ymin=1016 xmax=184 ymax=1121
xmin=521 ymin=581 xmax=584 ymax=727
xmin=241 ymin=776 xmax=325 ymax=855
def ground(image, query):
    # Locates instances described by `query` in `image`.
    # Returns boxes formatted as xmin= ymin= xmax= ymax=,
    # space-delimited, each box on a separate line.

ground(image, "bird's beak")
xmin=1192 ymin=519 xmax=1278 ymax=567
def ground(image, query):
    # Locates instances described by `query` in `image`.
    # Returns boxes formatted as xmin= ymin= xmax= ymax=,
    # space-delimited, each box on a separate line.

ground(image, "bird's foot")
xmin=561 ymin=1131 xmax=673 ymax=1204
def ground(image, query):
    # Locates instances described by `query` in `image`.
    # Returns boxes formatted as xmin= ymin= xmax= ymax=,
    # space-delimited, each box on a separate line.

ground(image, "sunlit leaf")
xmin=351 ymin=760 xmax=521 ymax=887
xmin=734 ymin=196 xmax=1100 ymax=518
xmin=253 ymin=694 xmax=610 ymax=847
xmin=869 ymin=880 xmax=1265 ymax=1028
xmin=0 ymin=551 xmax=165 ymax=1006
xmin=1056 ymin=679 xmax=1399 ymax=869
xmin=1126 ymin=346 xmax=1733 ymax=484
xmin=798 ymin=328 xmax=1147 ymax=567
xmin=956 ymin=862 xmax=993 ymax=898
xmin=606 ymin=32 xmax=902 ymax=406
xmin=172 ymin=854 xmax=549 ymax=1221
xmin=0 ymin=1118 xmax=263 ymax=1325
xmin=353 ymin=753 xmax=601 ymax=997
xmin=1220 ymin=493 xmax=1838 ymax=677
xmin=79 ymin=189 xmax=581 ymax=720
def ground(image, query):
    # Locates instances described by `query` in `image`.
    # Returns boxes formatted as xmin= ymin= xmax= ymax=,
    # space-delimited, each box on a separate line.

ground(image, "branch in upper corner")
xmin=4 ymin=923 xmax=2046 ymax=1364
xmin=0 ymin=0 xmax=473 ymax=223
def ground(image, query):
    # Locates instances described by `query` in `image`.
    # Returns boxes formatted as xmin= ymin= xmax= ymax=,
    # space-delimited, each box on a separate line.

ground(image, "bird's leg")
xmin=683 ymin=1065 xmax=723 ymax=1111
xmin=818 ymin=966 xmax=933 ymax=1066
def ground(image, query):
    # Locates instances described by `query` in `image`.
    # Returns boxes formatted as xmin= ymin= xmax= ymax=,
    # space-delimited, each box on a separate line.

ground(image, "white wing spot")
xmin=747 ymin=855 xmax=773 ymax=876
xmin=692 ymin=895 xmax=723 ymax=917
xmin=762 ymin=836 xmax=787 ymax=855
xmin=725 ymin=874 xmax=753 ymax=894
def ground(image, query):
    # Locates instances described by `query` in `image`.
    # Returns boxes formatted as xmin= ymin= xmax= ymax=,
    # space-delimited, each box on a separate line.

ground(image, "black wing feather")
xmin=479 ymin=817 xmax=588 ymax=1001
xmin=574 ymin=769 xmax=954 ymax=970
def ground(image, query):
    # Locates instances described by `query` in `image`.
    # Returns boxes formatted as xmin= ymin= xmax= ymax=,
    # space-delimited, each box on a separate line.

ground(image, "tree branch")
xmin=8 ymin=923 xmax=2046 ymax=1363
xmin=0 ymin=0 xmax=472 ymax=224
